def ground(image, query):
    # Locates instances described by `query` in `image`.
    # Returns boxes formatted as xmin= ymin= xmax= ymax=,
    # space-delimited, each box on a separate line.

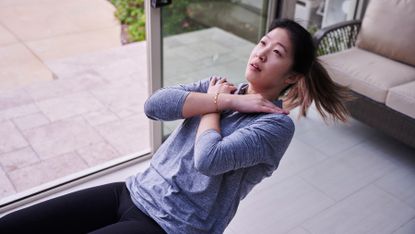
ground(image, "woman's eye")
xmin=274 ymin=50 xmax=282 ymax=57
xmin=259 ymin=40 xmax=265 ymax=45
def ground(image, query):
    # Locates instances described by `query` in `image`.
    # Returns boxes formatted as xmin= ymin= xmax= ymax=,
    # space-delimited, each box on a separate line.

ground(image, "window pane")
xmin=0 ymin=0 xmax=150 ymax=203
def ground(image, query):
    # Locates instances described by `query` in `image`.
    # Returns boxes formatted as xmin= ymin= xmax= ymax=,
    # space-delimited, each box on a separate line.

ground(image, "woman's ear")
xmin=285 ymin=73 xmax=303 ymax=85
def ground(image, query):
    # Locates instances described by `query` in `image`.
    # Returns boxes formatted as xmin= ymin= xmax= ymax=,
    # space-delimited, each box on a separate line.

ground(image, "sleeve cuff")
xmin=178 ymin=90 xmax=191 ymax=119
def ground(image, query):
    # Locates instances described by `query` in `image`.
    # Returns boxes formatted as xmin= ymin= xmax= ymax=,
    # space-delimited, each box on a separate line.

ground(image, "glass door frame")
xmin=145 ymin=1 xmax=162 ymax=151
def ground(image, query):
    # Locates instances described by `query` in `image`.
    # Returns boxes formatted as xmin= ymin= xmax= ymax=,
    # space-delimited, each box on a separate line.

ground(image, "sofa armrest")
xmin=313 ymin=20 xmax=361 ymax=56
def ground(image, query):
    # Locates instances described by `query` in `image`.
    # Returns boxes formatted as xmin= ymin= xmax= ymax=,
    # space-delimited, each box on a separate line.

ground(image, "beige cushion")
xmin=356 ymin=0 xmax=415 ymax=66
xmin=386 ymin=81 xmax=415 ymax=119
xmin=320 ymin=48 xmax=415 ymax=103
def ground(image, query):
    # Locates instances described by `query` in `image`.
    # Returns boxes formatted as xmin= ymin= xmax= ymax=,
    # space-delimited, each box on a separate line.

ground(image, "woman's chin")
xmin=245 ymin=72 xmax=256 ymax=83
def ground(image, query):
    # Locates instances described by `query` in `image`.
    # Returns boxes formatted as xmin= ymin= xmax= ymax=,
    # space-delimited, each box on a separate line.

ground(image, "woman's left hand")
xmin=207 ymin=76 xmax=237 ymax=95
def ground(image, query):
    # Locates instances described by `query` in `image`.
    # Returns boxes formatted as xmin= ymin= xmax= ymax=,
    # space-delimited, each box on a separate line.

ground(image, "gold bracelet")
xmin=213 ymin=93 xmax=220 ymax=112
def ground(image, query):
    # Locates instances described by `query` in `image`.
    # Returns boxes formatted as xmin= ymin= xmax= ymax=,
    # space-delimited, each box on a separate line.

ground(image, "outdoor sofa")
xmin=313 ymin=0 xmax=415 ymax=148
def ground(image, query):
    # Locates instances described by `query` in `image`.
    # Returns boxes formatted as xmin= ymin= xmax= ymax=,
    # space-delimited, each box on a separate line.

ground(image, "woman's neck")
xmin=247 ymin=84 xmax=282 ymax=101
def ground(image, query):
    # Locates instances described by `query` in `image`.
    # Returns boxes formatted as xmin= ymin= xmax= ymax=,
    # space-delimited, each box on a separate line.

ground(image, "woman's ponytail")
xmin=271 ymin=19 xmax=352 ymax=122
xmin=282 ymin=59 xmax=351 ymax=122
xmin=306 ymin=59 xmax=351 ymax=122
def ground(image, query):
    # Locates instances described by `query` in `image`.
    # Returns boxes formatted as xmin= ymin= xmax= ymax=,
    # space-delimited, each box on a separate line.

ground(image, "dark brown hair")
xmin=270 ymin=19 xmax=351 ymax=122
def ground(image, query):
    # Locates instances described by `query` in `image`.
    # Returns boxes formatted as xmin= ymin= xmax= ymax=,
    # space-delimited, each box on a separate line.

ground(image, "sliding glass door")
xmin=147 ymin=0 xmax=276 ymax=146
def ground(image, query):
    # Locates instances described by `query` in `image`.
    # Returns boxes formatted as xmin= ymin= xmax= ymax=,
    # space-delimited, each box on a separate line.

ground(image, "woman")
xmin=0 ymin=19 xmax=349 ymax=234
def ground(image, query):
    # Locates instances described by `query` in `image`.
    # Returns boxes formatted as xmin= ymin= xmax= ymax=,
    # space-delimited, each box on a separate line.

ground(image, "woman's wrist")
xmin=217 ymin=94 xmax=234 ymax=111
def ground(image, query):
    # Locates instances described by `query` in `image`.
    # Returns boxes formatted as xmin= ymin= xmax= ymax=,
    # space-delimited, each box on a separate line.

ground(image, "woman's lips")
xmin=250 ymin=63 xmax=261 ymax=72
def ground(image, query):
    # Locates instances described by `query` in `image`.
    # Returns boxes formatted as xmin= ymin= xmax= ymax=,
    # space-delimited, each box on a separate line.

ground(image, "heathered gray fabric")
xmin=126 ymin=77 xmax=295 ymax=234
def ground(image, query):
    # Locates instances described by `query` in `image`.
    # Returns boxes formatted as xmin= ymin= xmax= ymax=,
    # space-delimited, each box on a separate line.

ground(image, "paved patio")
xmin=0 ymin=42 xmax=151 ymax=200
xmin=0 ymin=0 xmax=259 ymax=201
xmin=0 ymin=0 xmax=121 ymax=90
xmin=0 ymin=0 xmax=142 ymax=200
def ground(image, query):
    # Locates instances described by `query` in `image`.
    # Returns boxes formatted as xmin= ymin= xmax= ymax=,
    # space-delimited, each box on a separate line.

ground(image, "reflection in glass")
xmin=294 ymin=0 xmax=359 ymax=33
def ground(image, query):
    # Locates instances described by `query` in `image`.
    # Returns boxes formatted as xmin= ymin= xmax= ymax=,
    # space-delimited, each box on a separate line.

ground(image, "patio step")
xmin=45 ymin=41 xmax=147 ymax=83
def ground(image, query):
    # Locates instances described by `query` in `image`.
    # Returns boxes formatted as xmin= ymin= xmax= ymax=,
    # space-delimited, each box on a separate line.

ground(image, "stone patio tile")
xmin=0 ymin=1 xmax=77 ymax=41
xmin=0 ymin=24 xmax=17 ymax=46
xmin=187 ymin=40 xmax=232 ymax=57
xmin=207 ymin=27 xmax=253 ymax=49
xmin=45 ymin=42 xmax=146 ymax=75
xmin=0 ymin=167 xmax=15 ymax=199
xmin=0 ymin=0 xmax=57 ymax=7
xmin=22 ymin=116 xmax=103 ymax=159
xmin=12 ymin=112 xmax=50 ymax=130
xmin=211 ymin=59 xmax=248 ymax=83
xmin=0 ymin=103 xmax=38 ymax=122
xmin=195 ymin=52 xmax=239 ymax=69
xmin=7 ymin=151 xmax=88 ymax=192
xmin=106 ymin=76 xmax=146 ymax=89
xmin=163 ymin=36 xmax=185 ymax=49
xmin=57 ymin=73 xmax=108 ymax=92
xmin=166 ymin=29 xmax=206 ymax=44
xmin=169 ymin=27 xmax=253 ymax=52
xmin=76 ymin=141 xmax=120 ymax=167
xmin=35 ymin=91 xmax=105 ymax=121
xmin=166 ymin=45 xmax=211 ymax=62
xmin=0 ymin=120 xmax=28 ymax=154
xmin=45 ymin=61 xmax=100 ymax=80
xmin=95 ymin=115 xmax=150 ymax=155
xmin=111 ymin=103 xmax=145 ymax=119
xmin=233 ymin=43 xmax=255 ymax=59
xmin=164 ymin=55 xmax=197 ymax=79
xmin=90 ymin=82 xmax=146 ymax=112
xmin=82 ymin=109 xmax=119 ymax=126
xmin=26 ymin=25 xmax=122 ymax=61
xmin=0 ymin=86 xmax=33 ymax=111
xmin=0 ymin=43 xmax=53 ymax=91
xmin=24 ymin=74 xmax=107 ymax=103
xmin=44 ymin=42 xmax=146 ymax=91
xmin=96 ymin=59 xmax=147 ymax=83
xmin=64 ymin=0 xmax=118 ymax=31
xmin=0 ymin=147 xmax=39 ymax=172
xmin=46 ymin=58 xmax=143 ymax=85
xmin=24 ymin=79 xmax=69 ymax=102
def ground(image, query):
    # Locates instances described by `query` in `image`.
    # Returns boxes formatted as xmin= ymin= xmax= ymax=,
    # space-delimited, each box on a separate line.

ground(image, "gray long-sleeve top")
xmin=126 ymin=77 xmax=295 ymax=234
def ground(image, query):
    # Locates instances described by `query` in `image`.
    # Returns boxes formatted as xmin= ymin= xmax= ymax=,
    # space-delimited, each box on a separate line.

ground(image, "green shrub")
xmin=110 ymin=0 xmax=145 ymax=42
xmin=110 ymin=0 xmax=222 ymax=42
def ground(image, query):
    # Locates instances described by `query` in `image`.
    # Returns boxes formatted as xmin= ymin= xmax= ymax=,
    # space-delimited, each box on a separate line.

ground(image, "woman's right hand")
xmin=230 ymin=94 xmax=289 ymax=115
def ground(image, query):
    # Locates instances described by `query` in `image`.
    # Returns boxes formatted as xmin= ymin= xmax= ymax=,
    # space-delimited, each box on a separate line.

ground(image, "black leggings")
xmin=0 ymin=182 xmax=166 ymax=234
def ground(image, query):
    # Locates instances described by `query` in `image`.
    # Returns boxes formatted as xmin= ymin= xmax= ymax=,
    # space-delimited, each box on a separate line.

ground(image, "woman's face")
xmin=245 ymin=28 xmax=294 ymax=92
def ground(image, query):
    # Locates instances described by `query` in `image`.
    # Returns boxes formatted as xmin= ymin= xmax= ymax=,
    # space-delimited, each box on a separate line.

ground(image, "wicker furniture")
xmin=313 ymin=0 xmax=415 ymax=148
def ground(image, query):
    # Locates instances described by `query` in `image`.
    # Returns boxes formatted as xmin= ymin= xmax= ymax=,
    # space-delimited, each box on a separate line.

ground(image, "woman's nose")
xmin=256 ymin=50 xmax=267 ymax=62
